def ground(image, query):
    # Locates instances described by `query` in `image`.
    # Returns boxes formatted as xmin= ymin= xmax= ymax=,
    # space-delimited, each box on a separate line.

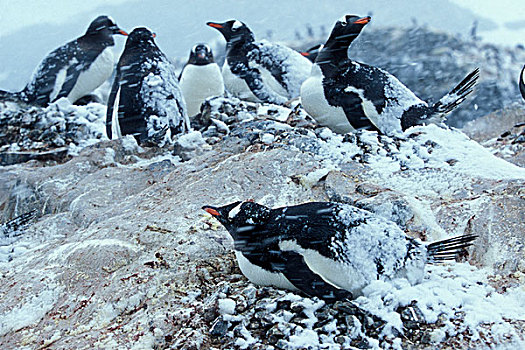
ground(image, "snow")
xmin=218 ymin=298 xmax=236 ymax=315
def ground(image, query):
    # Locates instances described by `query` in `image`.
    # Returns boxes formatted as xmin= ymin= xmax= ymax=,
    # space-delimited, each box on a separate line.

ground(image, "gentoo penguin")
xmin=207 ymin=20 xmax=312 ymax=105
xmin=105 ymin=27 xmax=190 ymax=146
xmin=0 ymin=16 xmax=127 ymax=106
xmin=520 ymin=66 xmax=525 ymax=100
xmin=179 ymin=44 xmax=224 ymax=117
xmin=300 ymin=44 xmax=323 ymax=63
xmin=300 ymin=15 xmax=480 ymax=135
xmin=203 ymin=201 xmax=476 ymax=300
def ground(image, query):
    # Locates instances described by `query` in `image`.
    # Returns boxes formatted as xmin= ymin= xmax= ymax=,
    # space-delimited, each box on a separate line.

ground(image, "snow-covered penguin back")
xmin=106 ymin=27 xmax=189 ymax=146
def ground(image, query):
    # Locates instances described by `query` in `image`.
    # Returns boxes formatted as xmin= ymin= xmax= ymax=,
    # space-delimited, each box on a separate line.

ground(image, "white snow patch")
xmin=218 ymin=298 xmax=236 ymax=315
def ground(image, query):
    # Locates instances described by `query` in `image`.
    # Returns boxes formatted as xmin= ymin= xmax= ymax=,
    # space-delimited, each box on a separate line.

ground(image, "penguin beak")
xmin=152 ymin=33 xmax=157 ymax=38
xmin=118 ymin=29 xmax=128 ymax=36
xmin=203 ymin=207 xmax=221 ymax=216
xmin=353 ymin=16 xmax=371 ymax=25
xmin=207 ymin=22 xmax=224 ymax=29
xmin=300 ymin=52 xmax=310 ymax=57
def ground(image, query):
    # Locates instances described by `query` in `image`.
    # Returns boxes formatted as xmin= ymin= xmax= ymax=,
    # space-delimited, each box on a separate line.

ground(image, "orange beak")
xmin=301 ymin=52 xmax=310 ymax=56
xmin=204 ymin=208 xmax=220 ymax=216
xmin=353 ymin=16 xmax=371 ymax=25
xmin=153 ymin=33 xmax=157 ymax=38
xmin=118 ymin=29 xmax=128 ymax=36
xmin=207 ymin=22 xmax=224 ymax=29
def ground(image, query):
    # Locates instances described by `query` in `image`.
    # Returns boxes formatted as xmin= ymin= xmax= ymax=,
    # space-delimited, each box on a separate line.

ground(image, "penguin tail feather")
xmin=432 ymin=68 xmax=480 ymax=116
xmin=426 ymin=234 xmax=477 ymax=263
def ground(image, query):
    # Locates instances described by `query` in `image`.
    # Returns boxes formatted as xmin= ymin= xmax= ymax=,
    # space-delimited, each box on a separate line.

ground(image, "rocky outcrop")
xmin=0 ymin=98 xmax=524 ymax=349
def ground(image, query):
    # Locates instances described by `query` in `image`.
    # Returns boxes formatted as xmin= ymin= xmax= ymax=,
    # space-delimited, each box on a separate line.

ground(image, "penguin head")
xmin=188 ymin=44 xmax=215 ymax=65
xmin=327 ymin=15 xmax=370 ymax=45
xmin=85 ymin=16 xmax=128 ymax=39
xmin=125 ymin=27 xmax=158 ymax=50
xmin=207 ymin=20 xmax=255 ymax=44
xmin=203 ymin=201 xmax=271 ymax=236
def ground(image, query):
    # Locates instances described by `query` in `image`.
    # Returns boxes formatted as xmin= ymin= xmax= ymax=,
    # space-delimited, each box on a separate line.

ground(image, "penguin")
xmin=179 ymin=43 xmax=224 ymax=117
xmin=207 ymin=20 xmax=312 ymax=105
xmin=105 ymin=27 xmax=190 ymax=146
xmin=203 ymin=201 xmax=477 ymax=301
xmin=300 ymin=44 xmax=323 ymax=63
xmin=300 ymin=15 xmax=480 ymax=135
xmin=0 ymin=16 xmax=127 ymax=106
xmin=519 ymin=66 xmax=525 ymax=100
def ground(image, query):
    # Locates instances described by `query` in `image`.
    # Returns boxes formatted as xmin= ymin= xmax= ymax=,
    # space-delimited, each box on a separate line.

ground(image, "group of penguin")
xmin=5 ymin=13 xmax=514 ymax=144
xmin=7 ymin=13 xmax=523 ymax=303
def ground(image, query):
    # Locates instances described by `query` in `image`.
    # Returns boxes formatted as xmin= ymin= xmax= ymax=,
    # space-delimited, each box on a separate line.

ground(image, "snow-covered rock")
xmin=0 ymin=97 xmax=524 ymax=349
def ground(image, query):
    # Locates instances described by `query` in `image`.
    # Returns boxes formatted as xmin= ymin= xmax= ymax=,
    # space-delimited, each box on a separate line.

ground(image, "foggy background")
xmin=0 ymin=0 xmax=524 ymax=92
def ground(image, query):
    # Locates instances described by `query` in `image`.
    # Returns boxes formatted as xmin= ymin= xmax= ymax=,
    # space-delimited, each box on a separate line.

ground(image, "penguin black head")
xmin=124 ymin=27 xmax=158 ymax=50
xmin=327 ymin=15 xmax=370 ymax=45
xmin=85 ymin=15 xmax=128 ymax=39
xmin=203 ymin=201 xmax=271 ymax=235
xmin=206 ymin=20 xmax=255 ymax=45
xmin=188 ymin=44 xmax=215 ymax=65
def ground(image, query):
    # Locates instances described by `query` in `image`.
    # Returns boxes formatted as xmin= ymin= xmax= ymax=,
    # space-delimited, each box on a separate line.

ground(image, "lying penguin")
xmin=203 ymin=200 xmax=476 ymax=302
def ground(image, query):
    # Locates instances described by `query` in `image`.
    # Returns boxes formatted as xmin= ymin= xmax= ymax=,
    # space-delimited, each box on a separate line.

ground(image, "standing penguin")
xmin=300 ymin=15 xmax=479 ymax=135
xmin=207 ymin=20 xmax=312 ymax=105
xmin=0 ymin=16 xmax=127 ymax=106
xmin=519 ymin=66 xmax=525 ymax=100
xmin=179 ymin=44 xmax=224 ymax=117
xmin=203 ymin=201 xmax=476 ymax=301
xmin=106 ymin=27 xmax=190 ymax=146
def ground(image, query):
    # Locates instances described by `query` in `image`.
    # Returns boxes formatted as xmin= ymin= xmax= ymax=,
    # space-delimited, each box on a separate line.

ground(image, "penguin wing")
xmin=106 ymin=64 xmax=122 ymax=140
xmin=327 ymin=84 xmax=378 ymax=130
xmin=230 ymin=61 xmax=287 ymax=104
xmin=272 ymin=250 xmax=353 ymax=302
xmin=53 ymin=61 xmax=86 ymax=102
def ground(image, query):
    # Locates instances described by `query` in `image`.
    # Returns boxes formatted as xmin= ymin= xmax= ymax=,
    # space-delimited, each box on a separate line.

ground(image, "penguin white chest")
xmin=67 ymin=48 xmax=115 ymax=103
xmin=179 ymin=63 xmax=224 ymax=117
xmin=300 ymin=65 xmax=355 ymax=134
xmin=234 ymin=251 xmax=298 ymax=291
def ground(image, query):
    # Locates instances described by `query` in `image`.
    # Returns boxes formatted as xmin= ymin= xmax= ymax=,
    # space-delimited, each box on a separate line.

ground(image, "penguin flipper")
xmin=238 ymin=67 xmax=287 ymax=105
xmin=106 ymin=66 xmax=122 ymax=140
xmin=274 ymin=250 xmax=353 ymax=302
xmin=331 ymin=87 xmax=377 ymax=131
xmin=54 ymin=64 xmax=84 ymax=102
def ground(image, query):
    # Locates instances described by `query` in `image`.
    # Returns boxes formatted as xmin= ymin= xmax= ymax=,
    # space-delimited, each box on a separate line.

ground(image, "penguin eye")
xmin=338 ymin=15 xmax=348 ymax=26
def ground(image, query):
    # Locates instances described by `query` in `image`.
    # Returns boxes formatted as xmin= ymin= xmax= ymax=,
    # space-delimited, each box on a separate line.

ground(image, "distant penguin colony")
xmin=300 ymin=15 xmax=480 ymax=135
xmin=519 ymin=66 xmax=525 ymax=100
xmin=207 ymin=20 xmax=312 ymax=105
xmin=179 ymin=44 xmax=224 ymax=117
xmin=204 ymin=201 xmax=477 ymax=301
xmin=105 ymin=27 xmax=189 ymax=146
xmin=0 ymin=16 xmax=127 ymax=106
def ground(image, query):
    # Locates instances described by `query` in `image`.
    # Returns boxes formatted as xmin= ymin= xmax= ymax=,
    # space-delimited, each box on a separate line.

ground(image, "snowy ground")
xmin=0 ymin=95 xmax=524 ymax=349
